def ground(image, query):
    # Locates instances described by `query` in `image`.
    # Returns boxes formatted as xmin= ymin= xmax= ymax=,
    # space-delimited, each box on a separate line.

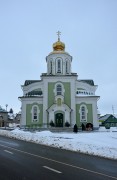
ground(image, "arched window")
xmin=50 ymin=61 xmax=52 ymax=74
xmin=79 ymin=105 xmax=88 ymax=122
xmin=31 ymin=105 xmax=40 ymax=122
xmin=54 ymin=82 xmax=65 ymax=98
xmin=56 ymin=84 xmax=62 ymax=95
xmin=57 ymin=59 xmax=61 ymax=73
xmin=33 ymin=106 xmax=38 ymax=121
xmin=81 ymin=106 xmax=86 ymax=120
xmin=66 ymin=61 xmax=68 ymax=74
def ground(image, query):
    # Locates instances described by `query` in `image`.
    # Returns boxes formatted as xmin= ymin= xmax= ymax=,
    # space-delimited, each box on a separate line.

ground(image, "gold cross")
xmin=56 ymin=31 xmax=61 ymax=41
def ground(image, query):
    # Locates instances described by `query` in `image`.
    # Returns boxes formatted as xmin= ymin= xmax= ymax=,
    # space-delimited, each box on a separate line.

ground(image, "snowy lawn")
xmin=0 ymin=127 xmax=117 ymax=160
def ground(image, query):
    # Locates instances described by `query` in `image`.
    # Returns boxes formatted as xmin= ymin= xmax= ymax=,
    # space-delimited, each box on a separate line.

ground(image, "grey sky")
xmin=0 ymin=0 xmax=117 ymax=115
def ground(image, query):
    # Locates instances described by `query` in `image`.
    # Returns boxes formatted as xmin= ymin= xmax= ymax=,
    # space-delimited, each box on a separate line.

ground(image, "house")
xmin=15 ymin=111 xmax=21 ymax=124
xmin=0 ymin=106 xmax=8 ymax=127
xmin=19 ymin=33 xmax=100 ymax=130
xmin=99 ymin=114 xmax=117 ymax=128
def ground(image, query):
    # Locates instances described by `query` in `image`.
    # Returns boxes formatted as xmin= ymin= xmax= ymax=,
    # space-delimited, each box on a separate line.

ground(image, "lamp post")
xmin=5 ymin=104 xmax=8 ymax=129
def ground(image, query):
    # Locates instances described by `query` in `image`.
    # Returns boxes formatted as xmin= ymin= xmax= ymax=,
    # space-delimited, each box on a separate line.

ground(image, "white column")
xmin=43 ymin=79 xmax=48 ymax=127
xmin=92 ymin=100 xmax=99 ymax=129
xmin=70 ymin=78 xmax=76 ymax=126
xmin=21 ymin=100 xmax=26 ymax=126
xmin=65 ymin=111 xmax=70 ymax=123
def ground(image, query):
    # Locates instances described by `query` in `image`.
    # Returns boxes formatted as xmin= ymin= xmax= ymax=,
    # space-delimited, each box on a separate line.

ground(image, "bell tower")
xmin=46 ymin=32 xmax=72 ymax=76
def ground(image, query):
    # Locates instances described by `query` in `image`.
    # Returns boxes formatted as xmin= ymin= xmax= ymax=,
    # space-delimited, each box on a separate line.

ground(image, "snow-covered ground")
xmin=0 ymin=127 xmax=117 ymax=160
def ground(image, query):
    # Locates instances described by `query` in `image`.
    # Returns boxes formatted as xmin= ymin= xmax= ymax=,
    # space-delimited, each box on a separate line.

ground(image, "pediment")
xmin=47 ymin=103 xmax=71 ymax=113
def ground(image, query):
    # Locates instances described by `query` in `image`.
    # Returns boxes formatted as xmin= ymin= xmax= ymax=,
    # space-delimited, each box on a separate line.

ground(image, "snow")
xmin=0 ymin=127 xmax=117 ymax=160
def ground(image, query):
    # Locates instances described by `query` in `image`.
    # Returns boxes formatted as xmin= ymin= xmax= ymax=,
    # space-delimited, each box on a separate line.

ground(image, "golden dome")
xmin=53 ymin=40 xmax=65 ymax=51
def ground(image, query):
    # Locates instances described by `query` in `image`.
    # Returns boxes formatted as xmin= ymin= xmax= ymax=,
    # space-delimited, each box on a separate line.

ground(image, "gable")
xmin=99 ymin=114 xmax=117 ymax=123
xmin=106 ymin=115 xmax=117 ymax=123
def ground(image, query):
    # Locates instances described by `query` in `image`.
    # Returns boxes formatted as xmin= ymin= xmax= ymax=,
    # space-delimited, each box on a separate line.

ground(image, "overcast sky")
xmin=0 ymin=0 xmax=117 ymax=115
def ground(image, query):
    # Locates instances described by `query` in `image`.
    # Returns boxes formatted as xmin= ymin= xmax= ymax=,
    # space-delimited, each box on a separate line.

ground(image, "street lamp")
xmin=5 ymin=104 xmax=8 ymax=129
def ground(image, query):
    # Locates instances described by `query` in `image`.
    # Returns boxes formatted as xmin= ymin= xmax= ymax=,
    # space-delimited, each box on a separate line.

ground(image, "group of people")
xmin=73 ymin=123 xmax=93 ymax=133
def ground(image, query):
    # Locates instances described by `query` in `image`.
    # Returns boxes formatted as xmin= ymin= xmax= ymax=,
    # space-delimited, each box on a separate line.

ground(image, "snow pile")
xmin=0 ymin=128 xmax=117 ymax=160
xmin=110 ymin=127 xmax=117 ymax=132
xmin=98 ymin=126 xmax=110 ymax=132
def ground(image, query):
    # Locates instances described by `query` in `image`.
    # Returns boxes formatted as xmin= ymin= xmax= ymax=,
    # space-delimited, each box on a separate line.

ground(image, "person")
xmin=81 ymin=123 xmax=85 ymax=131
xmin=73 ymin=124 xmax=78 ymax=133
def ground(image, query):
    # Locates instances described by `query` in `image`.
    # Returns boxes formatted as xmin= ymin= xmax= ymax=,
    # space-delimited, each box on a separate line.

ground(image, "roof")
xmin=99 ymin=114 xmax=111 ymax=121
xmin=26 ymin=90 xmax=42 ymax=96
xmin=79 ymin=80 xmax=94 ymax=86
xmin=24 ymin=80 xmax=41 ymax=86
xmin=99 ymin=114 xmax=117 ymax=121
xmin=19 ymin=96 xmax=43 ymax=99
xmin=48 ymin=51 xmax=70 ymax=56
xmin=41 ymin=73 xmax=77 ymax=77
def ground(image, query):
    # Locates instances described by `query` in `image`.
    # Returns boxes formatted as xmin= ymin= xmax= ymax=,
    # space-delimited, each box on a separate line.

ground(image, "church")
xmin=19 ymin=32 xmax=100 ymax=130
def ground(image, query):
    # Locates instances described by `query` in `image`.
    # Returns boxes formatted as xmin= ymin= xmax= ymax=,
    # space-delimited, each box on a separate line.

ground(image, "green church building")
xmin=19 ymin=33 xmax=100 ymax=129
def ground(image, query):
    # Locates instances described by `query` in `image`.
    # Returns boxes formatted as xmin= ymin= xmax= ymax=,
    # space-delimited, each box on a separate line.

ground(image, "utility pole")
xmin=5 ymin=104 xmax=8 ymax=129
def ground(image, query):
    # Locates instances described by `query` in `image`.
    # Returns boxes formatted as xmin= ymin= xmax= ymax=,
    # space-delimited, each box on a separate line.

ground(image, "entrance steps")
xmin=22 ymin=127 xmax=74 ymax=133
xmin=49 ymin=127 xmax=73 ymax=132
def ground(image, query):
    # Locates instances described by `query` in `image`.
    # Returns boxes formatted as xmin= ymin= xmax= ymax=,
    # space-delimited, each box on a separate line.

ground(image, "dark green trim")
xmin=24 ymin=80 xmax=41 ymax=86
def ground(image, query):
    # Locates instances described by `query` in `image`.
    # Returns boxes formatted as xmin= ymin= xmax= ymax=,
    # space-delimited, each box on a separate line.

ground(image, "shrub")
xmin=65 ymin=121 xmax=70 ymax=127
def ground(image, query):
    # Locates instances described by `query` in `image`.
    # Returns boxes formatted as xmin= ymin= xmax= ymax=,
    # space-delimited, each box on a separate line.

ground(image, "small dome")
xmin=53 ymin=40 xmax=65 ymax=51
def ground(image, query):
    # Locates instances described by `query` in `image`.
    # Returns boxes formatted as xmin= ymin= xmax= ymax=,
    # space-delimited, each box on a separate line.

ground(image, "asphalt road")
xmin=0 ymin=135 xmax=117 ymax=180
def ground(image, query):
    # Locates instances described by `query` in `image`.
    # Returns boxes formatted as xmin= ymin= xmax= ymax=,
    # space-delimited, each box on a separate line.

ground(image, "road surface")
xmin=0 ymin=135 xmax=117 ymax=180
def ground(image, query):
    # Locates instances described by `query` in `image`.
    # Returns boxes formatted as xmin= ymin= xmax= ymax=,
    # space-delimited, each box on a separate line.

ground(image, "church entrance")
xmin=55 ymin=113 xmax=63 ymax=127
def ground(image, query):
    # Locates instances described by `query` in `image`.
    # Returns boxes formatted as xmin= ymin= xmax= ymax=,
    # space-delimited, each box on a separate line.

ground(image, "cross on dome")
xmin=52 ymin=31 xmax=65 ymax=51
xmin=56 ymin=31 xmax=61 ymax=41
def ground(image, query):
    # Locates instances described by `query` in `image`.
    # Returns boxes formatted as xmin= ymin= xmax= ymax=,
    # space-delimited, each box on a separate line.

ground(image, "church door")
xmin=55 ymin=113 xmax=63 ymax=127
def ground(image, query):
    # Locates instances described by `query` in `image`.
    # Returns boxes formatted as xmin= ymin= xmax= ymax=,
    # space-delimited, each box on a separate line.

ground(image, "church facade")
xmin=19 ymin=34 xmax=100 ymax=129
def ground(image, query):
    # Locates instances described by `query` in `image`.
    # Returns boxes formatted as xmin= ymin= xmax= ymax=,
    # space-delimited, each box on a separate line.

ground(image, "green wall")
xmin=26 ymin=103 xmax=43 ymax=127
xmin=76 ymin=103 xmax=93 ymax=127
xmin=48 ymin=82 xmax=71 ymax=108
xmin=48 ymin=83 xmax=55 ymax=108
xmin=64 ymin=83 xmax=71 ymax=107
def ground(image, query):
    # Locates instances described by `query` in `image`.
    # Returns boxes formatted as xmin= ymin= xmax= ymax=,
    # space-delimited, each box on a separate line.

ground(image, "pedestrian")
xmin=73 ymin=124 xmax=78 ymax=133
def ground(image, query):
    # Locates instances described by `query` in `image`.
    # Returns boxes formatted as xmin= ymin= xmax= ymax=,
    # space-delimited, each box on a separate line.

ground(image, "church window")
xmin=31 ymin=105 xmax=40 ymax=122
xmin=79 ymin=105 xmax=88 ymax=122
xmin=81 ymin=106 xmax=85 ymax=120
xmin=33 ymin=106 xmax=38 ymax=121
xmin=66 ymin=61 xmax=68 ymax=74
xmin=54 ymin=82 xmax=65 ymax=97
xmin=57 ymin=84 xmax=62 ymax=95
xmin=57 ymin=59 xmax=61 ymax=73
xmin=50 ymin=61 xmax=52 ymax=74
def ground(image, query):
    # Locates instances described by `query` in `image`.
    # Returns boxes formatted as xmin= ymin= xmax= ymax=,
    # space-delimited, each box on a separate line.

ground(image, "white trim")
xmin=53 ymin=82 xmax=65 ymax=96
xmin=47 ymin=103 xmax=71 ymax=125
xmin=65 ymin=58 xmax=71 ymax=74
xmin=55 ymin=95 xmax=64 ymax=104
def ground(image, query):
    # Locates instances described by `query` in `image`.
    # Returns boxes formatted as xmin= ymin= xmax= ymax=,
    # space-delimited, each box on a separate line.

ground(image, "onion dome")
xmin=48 ymin=31 xmax=70 ymax=55
xmin=53 ymin=31 xmax=65 ymax=51
xmin=53 ymin=39 xmax=65 ymax=51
